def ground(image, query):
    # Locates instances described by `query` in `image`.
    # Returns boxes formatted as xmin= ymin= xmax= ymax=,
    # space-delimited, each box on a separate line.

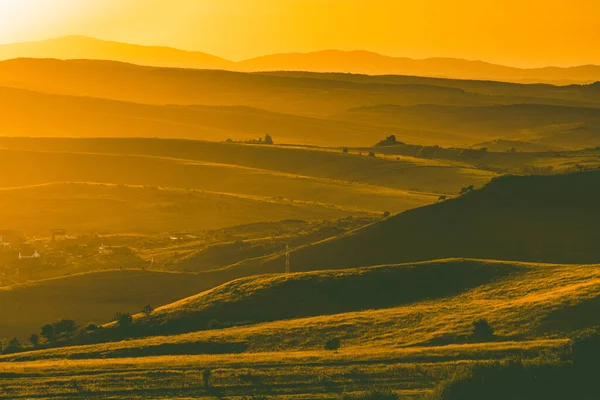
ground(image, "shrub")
xmin=41 ymin=323 xmax=56 ymax=342
xmin=142 ymin=304 xmax=154 ymax=317
xmin=54 ymin=319 xmax=78 ymax=338
xmin=325 ymin=337 xmax=341 ymax=351
xmin=28 ymin=334 xmax=40 ymax=347
xmin=115 ymin=312 xmax=133 ymax=329
xmin=472 ymin=319 xmax=494 ymax=341
xmin=3 ymin=337 xmax=22 ymax=353
xmin=83 ymin=323 xmax=100 ymax=332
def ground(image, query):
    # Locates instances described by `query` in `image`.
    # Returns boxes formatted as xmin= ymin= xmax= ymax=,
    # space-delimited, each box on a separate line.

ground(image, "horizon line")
xmin=0 ymin=34 xmax=598 ymax=71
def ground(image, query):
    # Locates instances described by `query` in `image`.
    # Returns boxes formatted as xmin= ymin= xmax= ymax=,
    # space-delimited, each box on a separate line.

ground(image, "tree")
xmin=4 ymin=337 xmax=22 ymax=353
xmin=342 ymin=147 xmax=349 ymax=153
xmin=142 ymin=304 xmax=154 ymax=317
xmin=115 ymin=312 xmax=133 ymax=329
xmin=375 ymin=135 xmax=402 ymax=147
xmin=264 ymin=134 xmax=274 ymax=145
xmin=368 ymin=152 xmax=376 ymax=157
xmin=41 ymin=324 xmax=56 ymax=342
xmin=472 ymin=319 xmax=494 ymax=341
xmin=54 ymin=319 xmax=78 ymax=338
xmin=29 ymin=334 xmax=40 ymax=348
xmin=325 ymin=337 xmax=341 ymax=351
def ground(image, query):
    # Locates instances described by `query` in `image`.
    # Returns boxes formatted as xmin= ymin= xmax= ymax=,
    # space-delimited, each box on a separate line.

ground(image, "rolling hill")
xmin=0 ymin=35 xmax=232 ymax=70
xmin=335 ymin=103 xmax=600 ymax=148
xmin=132 ymin=259 xmax=524 ymax=337
xmin=0 ymin=182 xmax=372 ymax=234
xmin=0 ymin=85 xmax=395 ymax=146
xmin=4 ymin=36 xmax=600 ymax=84
xmin=241 ymin=50 xmax=600 ymax=85
xmin=0 ymin=138 xmax=494 ymax=201
xmin=247 ymin=171 xmax=600 ymax=272
xmin=0 ymin=58 xmax=492 ymax=116
xmin=4 ymin=258 xmax=598 ymax=359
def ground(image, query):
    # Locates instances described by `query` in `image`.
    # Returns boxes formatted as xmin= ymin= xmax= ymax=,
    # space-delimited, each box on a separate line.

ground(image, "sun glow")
xmin=0 ymin=0 xmax=79 ymax=44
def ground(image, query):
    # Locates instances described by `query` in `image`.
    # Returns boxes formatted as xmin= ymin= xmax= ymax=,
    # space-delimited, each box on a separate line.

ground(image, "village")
xmin=0 ymin=229 xmax=140 ymax=287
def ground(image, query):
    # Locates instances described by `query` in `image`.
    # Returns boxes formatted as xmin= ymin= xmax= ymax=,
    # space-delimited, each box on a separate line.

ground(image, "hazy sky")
xmin=0 ymin=0 xmax=599 ymax=67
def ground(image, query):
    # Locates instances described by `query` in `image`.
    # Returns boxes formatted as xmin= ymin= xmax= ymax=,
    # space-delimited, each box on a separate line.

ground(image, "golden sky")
xmin=0 ymin=0 xmax=599 ymax=67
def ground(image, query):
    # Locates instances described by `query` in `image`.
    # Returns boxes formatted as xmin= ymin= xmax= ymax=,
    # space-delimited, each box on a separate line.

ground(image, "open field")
xmin=0 ymin=340 xmax=569 ymax=399
xmin=0 ymin=182 xmax=374 ymax=234
xmin=1 ymin=257 xmax=596 ymax=398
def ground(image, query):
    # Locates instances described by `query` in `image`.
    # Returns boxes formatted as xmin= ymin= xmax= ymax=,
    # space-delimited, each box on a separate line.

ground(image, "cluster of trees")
xmin=1 ymin=304 xmax=155 ymax=355
xmin=374 ymin=135 xmax=404 ymax=147
xmin=225 ymin=134 xmax=274 ymax=145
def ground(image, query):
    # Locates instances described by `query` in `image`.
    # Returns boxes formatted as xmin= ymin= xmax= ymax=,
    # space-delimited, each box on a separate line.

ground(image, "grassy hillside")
xmin=1 ymin=257 xmax=596 ymax=398
xmin=0 ymin=139 xmax=494 ymax=205
xmin=0 ymin=182 xmax=372 ymax=234
xmin=5 ymin=258 xmax=597 ymax=358
xmin=0 ymin=270 xmax=209 ymax=339
xmin=250 ymin=171 xmax=600 ymax=272
xmin=0 ymin=340 xmax=568 ymax=399
xmin=131 ymin=259 xmax=524 ymax=336
xmin=0 ymin=86 xmax=395 ymax=147
xmin=335 ymin=103 xmax=600 ymax=148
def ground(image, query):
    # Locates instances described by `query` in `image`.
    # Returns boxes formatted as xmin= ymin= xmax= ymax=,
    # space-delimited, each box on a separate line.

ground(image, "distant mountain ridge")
xmin=2 ymin=35 xmax=600 ymax=84
xmin=0 ymin=35 xmax=233 ymax=70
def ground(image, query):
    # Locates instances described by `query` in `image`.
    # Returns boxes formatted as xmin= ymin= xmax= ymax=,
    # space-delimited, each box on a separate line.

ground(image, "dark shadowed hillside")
xmin=134 ymin=259 xmax=523 ymax=336
xmin=257 ymin=171 xmax=600 ymax=271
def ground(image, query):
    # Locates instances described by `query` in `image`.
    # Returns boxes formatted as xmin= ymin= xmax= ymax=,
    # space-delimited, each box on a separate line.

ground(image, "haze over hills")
xmin=3 ymin=35 xmax=600 ymax=84
xmin=0 ymin=35 xmax=233 ymax=70
xmin=2 ymin=58 xmax=600 ymax=148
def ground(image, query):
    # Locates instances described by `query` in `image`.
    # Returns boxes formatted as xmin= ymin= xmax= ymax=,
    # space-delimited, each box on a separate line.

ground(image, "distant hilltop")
xmin=3 ymin=35 xmax=600 ymax=85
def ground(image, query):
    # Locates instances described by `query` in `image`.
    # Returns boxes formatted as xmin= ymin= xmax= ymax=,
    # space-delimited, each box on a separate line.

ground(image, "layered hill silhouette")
xmin=254 ymin=171 xmax=600 ymax=271
xmin=3 ymin=36 xmax=600 ymax=84
xmin=0 ymin=35 xmax=232 ymax=70
xmin=336 ymin=104 xmax=600 ymax=149
xmin=2 ymin=59 xmax=600 ymax=148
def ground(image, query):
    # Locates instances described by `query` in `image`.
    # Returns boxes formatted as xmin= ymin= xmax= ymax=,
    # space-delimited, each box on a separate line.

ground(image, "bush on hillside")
xmin=53 ymin=319 xmax=78 ymax=339
xmin=28 ymin=334 xmax=40 ymax=348
xmin=375 ymin=135 xmax=403 ymax=147
xmin=471 ymin=319 xmax=494 ymax=341
xmin=325 ymin=337 xmax=342 ymax=351
xmin=143 ymin=304 xmax=154 ymax=317
xmin=2 ymin=337 xmax=22 ymax=354
xmin=40 ymin=323 xmax=56 ymax=342
xmin=115 ymin=312 xmax=133 ymax=329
